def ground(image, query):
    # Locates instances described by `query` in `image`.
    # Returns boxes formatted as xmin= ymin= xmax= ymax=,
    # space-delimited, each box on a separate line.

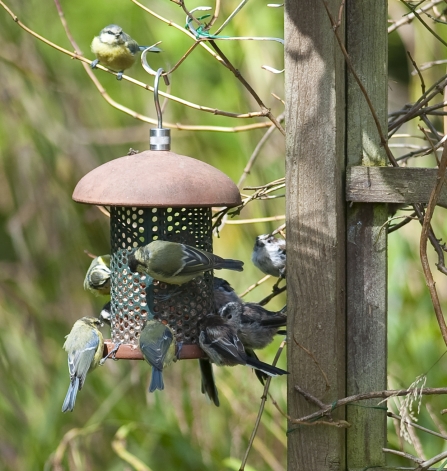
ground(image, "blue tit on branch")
xmin=84 ymin=254 xmax=111 ymax=296
xmin=91 ymin=24 xmax=162 ymax=80
xmin=139 ymin=319 xmax=177 ymax=392
xmin=199 ymin=358 xmax=220 ymax=406
xmin=213 ymin=276 xmax=242 ymax=312
xmin=198 ymin=313 xmax=288 ymax=377
xmin=128 ymin=240 xmax=244 ymax=285
xmin=62 ymin=317 xmax=104 ymax=412
xmin=219 ymin=301 xmax=287 ymax=351
xmin=252 ymin=234 xmax=286 ymax=278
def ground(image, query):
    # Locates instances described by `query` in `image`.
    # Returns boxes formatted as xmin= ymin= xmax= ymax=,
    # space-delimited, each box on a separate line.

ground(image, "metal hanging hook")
xmin=153 ymin=67 xmax=170 ymax=129
xmin=149 ymin=68 xmax=171 ymax=151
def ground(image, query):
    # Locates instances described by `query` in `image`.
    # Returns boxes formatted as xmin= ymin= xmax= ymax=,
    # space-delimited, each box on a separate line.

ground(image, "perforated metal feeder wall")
xmin=72 ymin=150 xmax=241 ymax=360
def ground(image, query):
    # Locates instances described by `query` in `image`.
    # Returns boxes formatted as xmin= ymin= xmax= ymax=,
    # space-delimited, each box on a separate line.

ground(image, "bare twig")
xmin=408 ymin=51 xmax=426 ymax=96
xmin=322 ymin=0 xmax=398 ymax=167
xmin=420 ymin=142 xmax=447 ymax=347
xmin=388 ymin=411 xmax=447 ymax=441
xmin=416 ymin=450 xmax=447 ymax=470
xmin=290 ymin=386 xmax=447 ymax=424
xmin=238 ymin=275 xmax=271 ymax=298
xmin=388 ymin=0 xmax=445 ymax=33
xmin=237 ymin=113 xmax=285 ymax=188
xmin=258 ymin=285 xmax=287 ymax=306
xmin=239 ymin=337 xmax=287 ymax=471
xmin=208 ymin=41 xmax=286 ymax=136
xmin=382 ymin=448 xmax=423 ymax=464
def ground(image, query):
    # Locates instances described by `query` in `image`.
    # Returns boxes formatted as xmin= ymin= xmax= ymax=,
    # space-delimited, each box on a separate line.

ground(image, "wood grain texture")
xmin=347 ymin=166 xmax=447 ymax=204
xmin=285 ymin=1 xmax=346 ymax=469
xmin=346 ymin=1 xmax=388 ymax=469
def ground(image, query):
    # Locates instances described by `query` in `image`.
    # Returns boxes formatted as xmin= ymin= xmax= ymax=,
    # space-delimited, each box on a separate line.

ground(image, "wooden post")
xmin=346 ymin=1 xmax=388 ymax=469
xmin=285 ymin=1 xmax=346 ymax=469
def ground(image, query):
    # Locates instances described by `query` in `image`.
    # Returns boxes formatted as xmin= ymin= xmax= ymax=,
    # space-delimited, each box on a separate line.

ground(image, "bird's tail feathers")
xmin=149 ymin=368 xmax=164 ymax=392
xmin=61 ymin=377 xmax=80 ymax=412
xmin=245 ymin=348 xmax=268 ymax=385
xmin=199 ymin=359 xmax=220 ymax=407
xmin=245 ymin=357 xmax=289 ymax=377
xmin=259 ymin=316 xmax=287 ymax=328
xmin=216 ymin=259 xmax=244 ymax=272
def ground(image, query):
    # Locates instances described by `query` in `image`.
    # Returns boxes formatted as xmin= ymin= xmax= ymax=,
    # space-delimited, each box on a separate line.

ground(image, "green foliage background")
xmin=0 ymin=1 xmax=286 ymax=470
xmin=2 ymin=0 xmax=447 ymax=469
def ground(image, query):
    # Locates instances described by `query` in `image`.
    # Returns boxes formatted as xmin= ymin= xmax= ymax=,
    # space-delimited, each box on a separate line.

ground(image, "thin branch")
xmin=322 ymin=0 xmax=398 ymax=167
xmin=388 ymin=0 xmax=445 ymax=33
xmin=237 ymin=113 xmax=285 ymax=188
xmin=382 ymin=448 xmax=423 ymax=465
xmin=258 ymin=285 xmax=287 ymax=306
xmin=225 ymin=215 xmax=285 ymax=225
xmin=239 ymin=337 xmax=286 ymax=471
xmin=416 ymin=450 xmax=447 ymax=470
xmin=131 ymin=0 xmax=228 ymax=68
xmin=0 ymin=1 xmax=276 ymax=130
xmin=408 ymin=51 xmax=426 ymax=96
xmin=208 ymin=40 xmax=286 ymax=136
xmin=419 ymin=137 xmax=447 ymax=347
xmin=238 ymin=275 xmax=271 ymax=298
xmin=387 ymin=411 xmax=447 ymax=441
xmin=290 ymin=386 xmax=447 ymax=425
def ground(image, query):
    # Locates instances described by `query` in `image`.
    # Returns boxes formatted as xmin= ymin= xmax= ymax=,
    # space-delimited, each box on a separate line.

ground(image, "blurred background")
xmin=2 ymin=0 xmax=447 ymax=469
xmin=0 ymin=0 xmax=286 ymax=470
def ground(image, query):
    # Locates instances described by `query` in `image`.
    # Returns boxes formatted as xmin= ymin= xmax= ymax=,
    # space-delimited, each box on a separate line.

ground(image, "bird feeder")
xmin=72 ymin=70 xmax=241 ymax=360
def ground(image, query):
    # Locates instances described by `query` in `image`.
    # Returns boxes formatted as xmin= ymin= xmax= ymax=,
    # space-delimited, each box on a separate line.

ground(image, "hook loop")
xmin=149 ymin=68 xmax=171 ymax=151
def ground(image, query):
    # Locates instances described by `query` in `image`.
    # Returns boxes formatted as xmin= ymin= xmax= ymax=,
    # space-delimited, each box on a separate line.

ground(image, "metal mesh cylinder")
xmin=109 ymin=206 xmax=214 ymax=348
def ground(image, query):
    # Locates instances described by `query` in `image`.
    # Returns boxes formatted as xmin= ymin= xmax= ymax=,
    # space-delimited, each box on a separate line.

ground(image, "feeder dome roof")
xmin=72 ymin=150 xmax=241 ymax=208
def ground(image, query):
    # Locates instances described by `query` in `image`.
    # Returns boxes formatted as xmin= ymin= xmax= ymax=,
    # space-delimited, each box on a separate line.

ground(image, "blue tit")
xmin=91 ymin=24 xmax=162 ymax=80
xmin=199 ymin=358 xmax=220 ymax=406
xmin=198 ymin=313 xmax=288 ymax=377
xmin=213 ymin=276 xmax=242 ymax=312
xmin=252 ymin=234 xmax=286 ymax=278
xmin=128 ymin=240 xmax=244 ymax=285
xmin=219 ymin=301 xmax=287 ymax=350
xmin=62 ymin=317 xmax=104 ymax=412
xmin=84 ymin=254 xmax=111 ymax=296
xmin=139 ymin=319 xmax=177 ymax=392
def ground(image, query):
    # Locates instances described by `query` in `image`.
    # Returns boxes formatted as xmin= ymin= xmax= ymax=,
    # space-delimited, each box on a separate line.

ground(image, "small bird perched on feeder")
xmin=91 ymin=24 xmax=162 ymax=80
xmin=219 ymin=301 xmax=287 ymax=351
xmin=139 ymin=319 xmax=177 ymax=392
xmin=198 ymin=313 xmax=288 ymax=377
xmin=128 ymin=240 xmax=244 ymax=285
xmin=62 ymin=317 xmax=104 ymax=412
xmin=84 ymin=254 xmax=111 ymax=296
xmin=252 ymin=234 xmax=286 ymax=278
xmin=213 ymin=277 xmax=242 ymax=311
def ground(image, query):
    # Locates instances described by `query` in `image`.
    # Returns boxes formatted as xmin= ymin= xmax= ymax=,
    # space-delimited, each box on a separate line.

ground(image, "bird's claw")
xmin=100 ymin=341 xmax=122 ymax=365
xmin=91 ymin=59 xmax=99 ymax=69
xmin=175 ymin=342 xmax=184 ymax=360
xmin=116 ymin=71 xmax=124 ymax=81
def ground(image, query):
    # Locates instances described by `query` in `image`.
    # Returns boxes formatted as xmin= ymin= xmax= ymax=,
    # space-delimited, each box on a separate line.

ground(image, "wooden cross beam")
xmin=347 ymin=166 xmax=447 ymax=205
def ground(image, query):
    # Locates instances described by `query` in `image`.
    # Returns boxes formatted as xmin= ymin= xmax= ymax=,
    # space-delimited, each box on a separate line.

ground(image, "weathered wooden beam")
xmin=285 ymin=1 xmax=346 ymax=469
xmin=346 ymin=0 xmax=388 ymax=469
xmin=347 ymin=166 xmax=447 ymax=205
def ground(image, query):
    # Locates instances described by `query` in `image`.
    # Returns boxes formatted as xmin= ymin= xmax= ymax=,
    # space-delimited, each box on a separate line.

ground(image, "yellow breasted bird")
xmin=91 ymin=24 xmax=161 ymax=80
xmin=62 ymin=317 xmax=104 ymax=412
xmin=84 ymin=254 xmax=111 ymax=296
xmin=128 ymin=240 xmax=244 ymax=285
xmin=139 ymin=319 xmax=177 ymax=392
